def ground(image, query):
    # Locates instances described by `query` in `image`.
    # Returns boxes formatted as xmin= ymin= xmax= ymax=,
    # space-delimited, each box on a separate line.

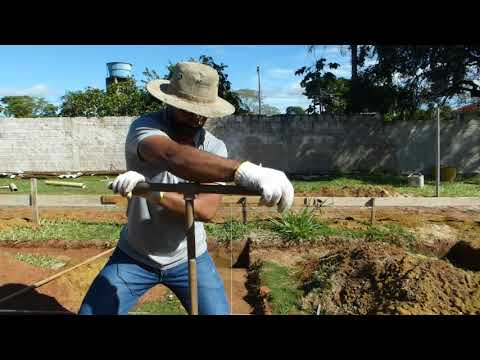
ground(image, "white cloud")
xmin=263 ymin=81 xmax=305 ymax=99
xmin=266 ymin=68 xmax=295 ymax=79
xmin=261 ymin=81 xmax=310 ymax=112
xmin=0 ymin=84 xmax=54 ymax=97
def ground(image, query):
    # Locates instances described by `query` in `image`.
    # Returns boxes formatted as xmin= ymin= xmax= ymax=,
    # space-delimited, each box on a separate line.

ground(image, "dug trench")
xmin=1 ymin=205 xmax=480 ymax=315
xmin=0 ymin=239 xmax=256 ymax=315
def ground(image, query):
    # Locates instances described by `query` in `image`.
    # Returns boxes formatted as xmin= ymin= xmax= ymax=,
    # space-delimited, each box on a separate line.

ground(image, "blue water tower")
xmin=106 ymin=62 xmax=133 ymax=88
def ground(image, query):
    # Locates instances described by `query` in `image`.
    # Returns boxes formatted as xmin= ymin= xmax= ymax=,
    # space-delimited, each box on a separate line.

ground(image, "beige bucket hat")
xmin=146 ymin=61 xmax=235 ymax=118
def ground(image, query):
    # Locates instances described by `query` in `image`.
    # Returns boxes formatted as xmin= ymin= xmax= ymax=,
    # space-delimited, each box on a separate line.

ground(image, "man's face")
xmin=170 ymin=107 xmax=208 ymax=141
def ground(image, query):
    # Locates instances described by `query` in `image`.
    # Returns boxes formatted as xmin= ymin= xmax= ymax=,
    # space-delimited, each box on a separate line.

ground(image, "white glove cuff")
xmin=234 ymin=161 xmax=257 ymax=185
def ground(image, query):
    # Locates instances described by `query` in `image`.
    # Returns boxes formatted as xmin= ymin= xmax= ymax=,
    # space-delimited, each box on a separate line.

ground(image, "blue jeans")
xmin=78 ymin=247 xmax=230 ymax=315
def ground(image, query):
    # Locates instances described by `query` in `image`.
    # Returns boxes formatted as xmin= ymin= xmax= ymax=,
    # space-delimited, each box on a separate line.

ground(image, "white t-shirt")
xmin=117 ymin=110 xmax=228 ymax=270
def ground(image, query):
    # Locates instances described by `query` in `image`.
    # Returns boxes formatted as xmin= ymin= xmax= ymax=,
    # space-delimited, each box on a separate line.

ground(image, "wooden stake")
xmin=238 ymin=197 xmax=248 ymax=224
xmin=30 ymin=178 xmax=39 ymax=227
xmin=184 ymin=196 xmax=198 ymax=315
xmin=371 ymin=199 xmax=375 ymax=225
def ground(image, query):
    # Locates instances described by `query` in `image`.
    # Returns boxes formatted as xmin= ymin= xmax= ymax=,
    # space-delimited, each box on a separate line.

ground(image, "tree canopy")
xmin=297 ymin=45 xmax=480 ymax=119
xmin=60 ymin=55 xmax=249 ymax=117
xmin=285 ymin=106 xmax=305 ymax=115
xmin=295 ymin=58 xmax=350 ymax=114
xmin=60 ymin=78 xmax=164 ymax=117
xmin=0 ymin=96 xmax=58 ymax=118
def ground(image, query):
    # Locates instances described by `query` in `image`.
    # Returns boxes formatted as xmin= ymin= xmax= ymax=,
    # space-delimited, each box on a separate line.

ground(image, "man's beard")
xmin=173 ymin=123 xmax=202 ymax=140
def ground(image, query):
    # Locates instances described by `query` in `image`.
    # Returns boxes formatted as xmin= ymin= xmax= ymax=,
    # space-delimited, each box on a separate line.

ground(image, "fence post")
xmin=370 ymin=198 xmax=375 ymax=225
xmin=30 ymin=178 xmax=39 ymax=227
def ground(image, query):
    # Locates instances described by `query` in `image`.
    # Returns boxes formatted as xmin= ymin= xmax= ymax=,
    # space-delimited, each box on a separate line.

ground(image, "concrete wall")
xmin=0 ymin=114 xmax=479 ymax=174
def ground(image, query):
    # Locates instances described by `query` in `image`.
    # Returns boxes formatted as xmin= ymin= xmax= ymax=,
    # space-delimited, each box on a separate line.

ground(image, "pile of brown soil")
xmin=298 ymin=242 xmax=480 ymax=315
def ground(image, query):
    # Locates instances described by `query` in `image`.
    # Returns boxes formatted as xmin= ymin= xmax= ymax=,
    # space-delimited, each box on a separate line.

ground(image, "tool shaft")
xmin=184 ymin=196 xmax=198 ymax=315
xmin=130 ymin=182 xmax=259 ymax=196
xmin=107 ymin=181 xmax=260 ymax=315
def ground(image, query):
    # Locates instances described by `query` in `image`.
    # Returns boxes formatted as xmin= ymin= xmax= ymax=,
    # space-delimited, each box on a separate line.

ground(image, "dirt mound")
xmin=297 ymin=185 xmax=402 ymax=197
xmin=298 ymin=242 xmax=480 ymax=315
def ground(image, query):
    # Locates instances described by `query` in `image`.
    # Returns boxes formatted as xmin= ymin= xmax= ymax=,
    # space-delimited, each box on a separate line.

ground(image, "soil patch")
xmin=298 ymin=242 xmax=480 ymax=315
xmin=0 ymin=241 xmax=253 ymax=314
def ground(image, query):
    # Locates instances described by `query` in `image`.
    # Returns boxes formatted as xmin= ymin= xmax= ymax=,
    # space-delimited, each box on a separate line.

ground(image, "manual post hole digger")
xmin=109 ymin=181 xmax=260 ymax=315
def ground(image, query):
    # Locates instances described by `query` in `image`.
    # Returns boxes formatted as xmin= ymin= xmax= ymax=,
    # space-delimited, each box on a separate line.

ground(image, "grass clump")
xmin=205 ymin=219 xmax=252 ymax=243
xmin=260 ymin=261 xmax=304 ymax=315
xmin=0 ymin=219 xmax=121 ymax=244
xmin=268 ymin=208 xmax=327 ymax=244
xmin=360 ymin=223 xmax=417 ymax=250
xmin=133 ymin=294 xmax=187 ymax=315
xmin=14 ymin=253 xmax=66 ymax=269
xmin=301 ymin=255 xmax=341 ymax=295
xmin=267 ymin=209 xmax=417 ymax=249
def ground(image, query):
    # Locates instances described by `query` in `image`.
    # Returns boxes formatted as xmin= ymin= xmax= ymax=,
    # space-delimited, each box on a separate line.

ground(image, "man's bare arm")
xmin=139 ymin=135 xmax=241 ymax=183
xmin=149 ymin=191 xmax=222 ymax=222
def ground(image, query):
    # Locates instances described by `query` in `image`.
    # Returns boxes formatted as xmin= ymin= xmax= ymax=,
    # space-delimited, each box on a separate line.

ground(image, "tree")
xmin=234 ymin=88 xmax=263 ymax=114
xmin=0 ymin=96 xmax=58 ymax=117
xmin=259 ymin=104 xmax=281 ymax=116
xmin=295 ymin=58 xmax=350 ymax=114
xmin=364 ymin=46 xmax=480 ymax=110
xmin=34 ymin=98 xmax=58 ymax=116
xmin=285 ymin=106 xmax=305 ymax=115
xmin=233 ymin=89 xmax=281 ymax=115
xmin=60 ymin=77 xmax=164 ymax=117
xmin=141 ymin=67 xmax=161 ymax=84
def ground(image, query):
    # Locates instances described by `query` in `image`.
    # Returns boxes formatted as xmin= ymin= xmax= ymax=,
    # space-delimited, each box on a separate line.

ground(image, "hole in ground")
xmin=444 ymin=240 xmax=480 ymax=272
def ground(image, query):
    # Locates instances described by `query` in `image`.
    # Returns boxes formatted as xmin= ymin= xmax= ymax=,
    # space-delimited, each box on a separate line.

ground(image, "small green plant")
xmin=268 ymin=208 xmax=326 ymax=243
xmin=302 ymin=255 xmax=341 ymax=294
xmin=14 ymin=253 xmax=66 ymax=269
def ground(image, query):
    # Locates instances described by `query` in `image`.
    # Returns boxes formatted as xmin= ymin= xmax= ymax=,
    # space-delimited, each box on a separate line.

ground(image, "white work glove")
xmin=112 ymin=171 xmax=145 ymax=197
xmin=234 ymin=161 xmax=294 ymax=212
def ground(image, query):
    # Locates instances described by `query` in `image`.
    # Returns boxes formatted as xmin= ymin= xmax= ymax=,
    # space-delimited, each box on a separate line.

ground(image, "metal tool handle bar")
xmin=109 ymin=182 xmax=260 ymax=196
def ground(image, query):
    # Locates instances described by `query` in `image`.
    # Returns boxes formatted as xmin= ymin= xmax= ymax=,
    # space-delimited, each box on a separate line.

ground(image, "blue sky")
xmin=0 ymin=45 xmax=354 ymax=113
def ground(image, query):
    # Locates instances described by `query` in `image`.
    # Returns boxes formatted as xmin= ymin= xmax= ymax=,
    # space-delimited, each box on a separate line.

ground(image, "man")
xmin=78 ymin=61 xmax=294 ymax=315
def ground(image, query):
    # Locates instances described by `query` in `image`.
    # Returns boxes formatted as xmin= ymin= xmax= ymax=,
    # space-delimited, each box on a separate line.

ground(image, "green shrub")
xmin=268 ymin=208 xmax=327 ymax=243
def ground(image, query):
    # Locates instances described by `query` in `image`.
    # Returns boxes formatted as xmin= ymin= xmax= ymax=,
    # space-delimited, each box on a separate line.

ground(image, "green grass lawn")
xmin=1 ymin=174 xmax=478 ymax=197
xmin=292 ymin=174 xmax=480 ymax=197
xmin=0 ymin=219 xmax=122 ymax=245
xmin=0 ymin=175 xmax=113 ymax=195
